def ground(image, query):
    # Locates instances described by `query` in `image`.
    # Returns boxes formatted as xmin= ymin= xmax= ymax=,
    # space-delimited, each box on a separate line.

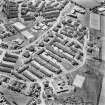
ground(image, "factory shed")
xmin=90 ymin=12 xmax=100 ymax=30
xmin=73 ymin=74 xmax=85 ymax=88
xmin=13 ymin=22 xmax=26 ymax=30
xmin=21 ymin=31 xmax=34 ymax=43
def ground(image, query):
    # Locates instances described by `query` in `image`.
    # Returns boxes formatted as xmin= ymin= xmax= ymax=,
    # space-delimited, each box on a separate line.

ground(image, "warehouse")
xmin=13 ymin=22 xmax=26 ymax=30
xmin=21 ymin=31 xmax=34 ymax=43
xmin=73 ymin=74 xmax=85 ymax=88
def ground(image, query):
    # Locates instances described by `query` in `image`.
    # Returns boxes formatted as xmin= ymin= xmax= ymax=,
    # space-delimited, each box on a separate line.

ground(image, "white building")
xmin=90 ymin=12 xmax=100 ymax=30
xmin=13 ymin=22 xmax=26 ymax=30
xmin=73 ymin=74 xmax=85 ymax=88
xmin=21 ymin=31 xmax=34 ymax=43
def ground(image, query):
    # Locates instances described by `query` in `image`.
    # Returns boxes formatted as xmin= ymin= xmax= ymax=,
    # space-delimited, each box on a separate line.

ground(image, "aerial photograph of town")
xmin=0 ymin=0 xmax=105 ymax=105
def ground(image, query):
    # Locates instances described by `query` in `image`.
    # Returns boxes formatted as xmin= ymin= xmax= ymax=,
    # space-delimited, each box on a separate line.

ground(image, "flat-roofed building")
xmin=21 ymin=31 xmax=34 ymax=43
xmin=73 ymin=74 xmax=85 ymax=88
xmin=13 ymin=22 xmax=26 ymax=30
xmin=90 ymin=12 xmax=100 ymax=30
